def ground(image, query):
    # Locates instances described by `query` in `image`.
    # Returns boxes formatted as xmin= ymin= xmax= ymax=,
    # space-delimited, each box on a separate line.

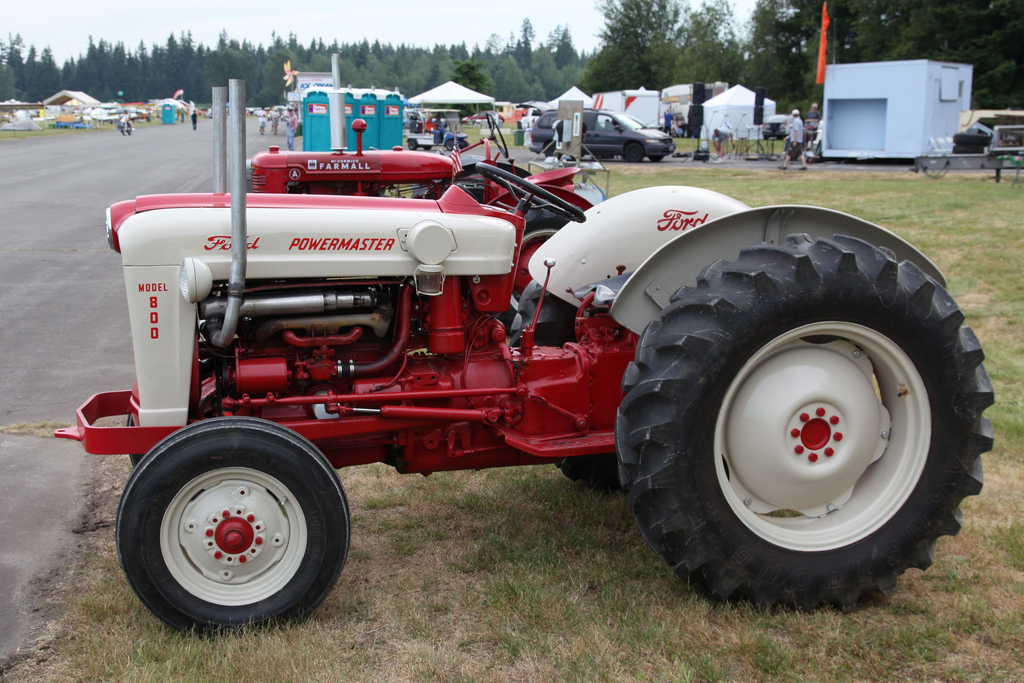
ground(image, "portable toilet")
xmin=161 ymin=103 xmax=177 ymax=124
xmin=379 ymin=95 xmax=404 ymax=149
xmin=302 ymin=90 xmax=332 ymax=152
xmin=347 ymin=92 xmax=381 ymax=150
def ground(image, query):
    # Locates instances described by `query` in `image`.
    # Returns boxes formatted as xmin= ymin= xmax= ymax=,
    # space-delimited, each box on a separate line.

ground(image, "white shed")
xmin=822 ymin=60 xmax=972 ymax=159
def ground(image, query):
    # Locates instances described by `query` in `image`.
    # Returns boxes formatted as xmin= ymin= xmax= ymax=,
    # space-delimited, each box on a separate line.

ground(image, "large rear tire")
xmin=116 ymin=417 xmax=350 ymax=630
xmin=617 ymin=234 xmax=992 ymax=611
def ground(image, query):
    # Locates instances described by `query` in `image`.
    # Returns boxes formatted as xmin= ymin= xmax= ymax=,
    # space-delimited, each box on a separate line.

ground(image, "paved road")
xmin=0 ymin=118 xmax=279 ymax=660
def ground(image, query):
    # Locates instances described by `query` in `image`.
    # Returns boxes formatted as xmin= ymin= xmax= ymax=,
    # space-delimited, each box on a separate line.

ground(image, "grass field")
xmin=5 ymin=165 xmax=1022 ymax=682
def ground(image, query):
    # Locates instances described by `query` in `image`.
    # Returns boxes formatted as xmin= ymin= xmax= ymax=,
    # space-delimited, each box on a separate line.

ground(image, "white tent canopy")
xmin=702 ymin=84 xmax=776 ymax=138
xmin=548 ymin=86 xmax=593 ymax=108
xmin=408 ymin=81 xmax=494 ymax=105
xmin=0 ymin=118 xmax=42 ymax=131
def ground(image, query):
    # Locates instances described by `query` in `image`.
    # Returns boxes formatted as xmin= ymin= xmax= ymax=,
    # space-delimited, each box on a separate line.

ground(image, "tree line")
xmin=584 ymin=0 xmax=1022 ymax=110
xmin=3 ymin=0 xmax=1021 ymax=112
xmin=0 ymin=24 xmax=587 ymax=108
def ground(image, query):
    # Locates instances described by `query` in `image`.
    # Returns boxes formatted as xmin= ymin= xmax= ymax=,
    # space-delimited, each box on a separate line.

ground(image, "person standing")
xmin=805 ymin=103 xmax=821 ymax=131
xmin=664 ymin=109 xmax=674 ymax=136
xmin=190 ymin=108 xmax=198 ymax=130
xmin=258 ymin=109 xmax=267 ymax=135
xmin=780 ymin=109 xmax=807 ymax=170
xmin=285 ymin=106 xmax=299 ymax=151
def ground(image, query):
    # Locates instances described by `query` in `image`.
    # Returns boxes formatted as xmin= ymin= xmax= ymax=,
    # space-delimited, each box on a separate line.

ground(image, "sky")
xmin=8 ymin=0 xmax=758 ymax=66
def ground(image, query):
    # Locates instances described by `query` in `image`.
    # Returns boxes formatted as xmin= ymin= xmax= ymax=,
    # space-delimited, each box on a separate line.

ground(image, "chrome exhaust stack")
xmin=209 ymin=78 xmax=247 ymax=348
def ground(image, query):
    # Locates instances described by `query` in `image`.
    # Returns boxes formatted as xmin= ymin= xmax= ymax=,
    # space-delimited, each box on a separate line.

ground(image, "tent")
xmin=702 ymin=85 xmax=776 ymax=138
xmin=43 ymin=90 xmax=101 ymax=107
xmin=408 ymin=81 xmax=494 ymax=106
xmin=1 ymin=118 xmax=42 ymax=131
xmin=548 ymin=86 xmax=593 ymax=109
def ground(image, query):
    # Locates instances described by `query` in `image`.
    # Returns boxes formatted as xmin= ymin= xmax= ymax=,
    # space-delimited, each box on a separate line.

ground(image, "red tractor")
xmin=58 ymin=127 xmax=992 ymax=632
xmin=249 ymin=116 xmax=600 ymax=295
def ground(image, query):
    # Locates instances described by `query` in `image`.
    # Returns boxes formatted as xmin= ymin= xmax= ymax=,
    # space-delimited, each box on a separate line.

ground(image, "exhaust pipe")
xmin=329 ymin=53 xmax=346 ymax=152
xmin=212 ymin=86 xmax=227 ymax=193
xmin=210 ymin=79 xmax=247 ymax=348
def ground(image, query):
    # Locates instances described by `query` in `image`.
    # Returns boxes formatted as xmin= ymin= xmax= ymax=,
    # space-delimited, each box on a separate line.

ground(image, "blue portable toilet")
xmin=379 ymin=95 xmax=404 ymax=149
xmin=344 ymin=92 xmax=380 ymax=150
xmin=302 ymin=91 xmax=332 ymax=152
xmin=161 ymin=103 xmax=177 ymax=124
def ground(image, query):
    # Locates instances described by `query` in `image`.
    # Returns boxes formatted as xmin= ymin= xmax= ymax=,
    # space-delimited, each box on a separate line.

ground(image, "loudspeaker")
xmin=691 ymin=82 xmax=705 ymax=106
xmin=688 ymin=104 xmax=703 ymax=130
xmin=754 ymin=86 xmax=765 ymax=126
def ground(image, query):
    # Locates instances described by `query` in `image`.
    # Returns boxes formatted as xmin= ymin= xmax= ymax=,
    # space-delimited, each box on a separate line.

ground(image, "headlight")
xmin=179 ymin=257 xmax=214 ymax=304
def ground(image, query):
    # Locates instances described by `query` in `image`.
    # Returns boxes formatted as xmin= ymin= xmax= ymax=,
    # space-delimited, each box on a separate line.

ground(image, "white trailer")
xmin=592 ymin=88 xmax=662 ymax=128
xmin=822 ymin=60 xmax=973 ymax=159
xmin=659 ymin=83 xmax=730 ymax=126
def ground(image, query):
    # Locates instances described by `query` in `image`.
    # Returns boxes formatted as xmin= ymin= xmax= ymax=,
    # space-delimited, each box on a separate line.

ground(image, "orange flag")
xmin=816 ymin=2 xmax=830 ymax=85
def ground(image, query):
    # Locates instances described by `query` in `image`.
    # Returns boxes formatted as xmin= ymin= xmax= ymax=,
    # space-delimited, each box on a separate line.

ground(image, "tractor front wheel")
xmin=617 ymin=234 xmax=992 ymax=610
xmin=116 ymin=417 xmax=349 ymax=630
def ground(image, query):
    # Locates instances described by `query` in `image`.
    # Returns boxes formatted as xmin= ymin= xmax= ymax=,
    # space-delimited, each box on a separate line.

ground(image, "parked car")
xmin=529 ymin=109 xmax=675 ymax=162
xmin=462 ymin=111 xmax=505 ymax=125
xmin=762 ymin=114 xmax=790 ymax=140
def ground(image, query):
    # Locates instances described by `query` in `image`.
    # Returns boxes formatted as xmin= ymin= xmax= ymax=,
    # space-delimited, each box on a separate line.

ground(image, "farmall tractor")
xmin=248 ymin=114 xmax=602 ymax=295
xmin=57 ymin=101 xmax=992 ymax=632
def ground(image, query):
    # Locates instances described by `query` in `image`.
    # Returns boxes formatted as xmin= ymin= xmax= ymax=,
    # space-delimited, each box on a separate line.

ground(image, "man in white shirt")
xmin=780 ymin=109 xmax=808 ymax=171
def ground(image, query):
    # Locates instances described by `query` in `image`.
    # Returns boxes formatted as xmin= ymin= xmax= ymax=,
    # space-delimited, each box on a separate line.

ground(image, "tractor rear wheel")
xmin=116 ymin=417 xmax=350 ymax=630
xmin=616 ymin=234 xmax=992 ymax=610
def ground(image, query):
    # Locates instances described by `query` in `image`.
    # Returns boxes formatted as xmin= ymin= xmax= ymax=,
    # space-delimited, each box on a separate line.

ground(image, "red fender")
xmin=524 ymin=166 xmax=579 ymax=187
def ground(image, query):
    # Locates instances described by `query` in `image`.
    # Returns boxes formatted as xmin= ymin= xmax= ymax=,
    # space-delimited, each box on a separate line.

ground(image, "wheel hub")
xmin=204 ymin=505 xmax=266 ymax=566
xmin=722 ymin=339 xmax=891 ymax=518
xmin=787 ymin=403 xmax=844 ymax=463
xmin=176 ymin=479 xmax=293 ymax=585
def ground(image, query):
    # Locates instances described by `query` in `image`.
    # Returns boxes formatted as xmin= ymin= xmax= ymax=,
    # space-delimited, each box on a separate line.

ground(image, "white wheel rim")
xmin=159 ymin=467 xmax=307 ymax=606
xmin=715 ymin=322 xmax=930 ymax=551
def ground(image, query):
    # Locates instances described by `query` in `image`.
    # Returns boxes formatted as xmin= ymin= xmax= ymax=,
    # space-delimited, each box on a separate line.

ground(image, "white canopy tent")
xmin=548 ymin=86 xmax=593 ymax=109
xmin=0 ymin=118 xmax=42 ymax=131
xmin=408 ymin=81 xmax=494 ymax=106
xmin=702 ymin=85 xmax=776 ymax=138
xmin=42 ymin=90 xmax=101 ymax=107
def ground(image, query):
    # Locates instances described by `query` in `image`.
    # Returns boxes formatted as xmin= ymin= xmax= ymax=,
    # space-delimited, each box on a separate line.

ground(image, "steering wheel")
xmin=476 ymin=164 xmax=586 ymax=223
xmin=486 ymin=112 xmax=510 ymax=161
